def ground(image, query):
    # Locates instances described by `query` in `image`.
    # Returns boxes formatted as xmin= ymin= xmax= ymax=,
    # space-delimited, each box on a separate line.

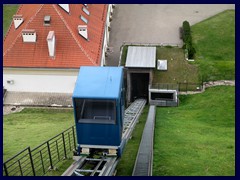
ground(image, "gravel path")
xmin=179 ymin=80 xmax=235 ymax=95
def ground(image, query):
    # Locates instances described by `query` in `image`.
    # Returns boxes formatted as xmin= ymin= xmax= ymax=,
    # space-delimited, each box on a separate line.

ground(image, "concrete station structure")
xmin=125 ymin=46 xmax=178 ymax=107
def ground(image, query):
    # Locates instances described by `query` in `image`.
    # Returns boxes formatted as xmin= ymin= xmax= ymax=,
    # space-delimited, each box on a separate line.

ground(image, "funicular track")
xmin=132 ymin=105 xmax=156 ymax=176
xmin=62 ymin=99 xmax=146 ymax=176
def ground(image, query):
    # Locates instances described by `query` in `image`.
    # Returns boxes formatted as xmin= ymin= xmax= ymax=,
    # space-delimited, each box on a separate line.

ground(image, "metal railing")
xmin=149 ymin=83 xmax=179 ymax=91
xmin=178 ymin=82 xmax=203 ymax=92
xmin=3 ymin=125 xmax=76 ymax=176
xmin=150 ymin=82 xmax=203 ymax=92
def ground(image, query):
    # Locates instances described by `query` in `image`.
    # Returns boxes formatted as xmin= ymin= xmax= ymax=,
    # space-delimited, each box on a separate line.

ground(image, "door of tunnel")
xmin=130 ymin=73 xmax=149 ymax=102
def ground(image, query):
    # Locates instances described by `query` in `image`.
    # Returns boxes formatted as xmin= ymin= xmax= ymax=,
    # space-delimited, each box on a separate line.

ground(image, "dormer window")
xmin=58 ymin=4 xmax=70 ymax=13
xmin=22 ymin=29 xmax=37 ymax=43
xmin=82 ymin=7 xmax=90 ymax=15
xmin=78 ymin=25 xmax=88 ymax=40
xmin=80 ymin=15 xmax=88 ymax=24
xmin=44 ymin=15 xmax=51 ymax=26
xmin=13 ymin=15 xmax=24 ymax=29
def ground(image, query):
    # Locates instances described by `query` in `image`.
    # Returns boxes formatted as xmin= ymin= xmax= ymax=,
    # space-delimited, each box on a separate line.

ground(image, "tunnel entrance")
xmin=130 ymin=73 xmax=149 ymax=102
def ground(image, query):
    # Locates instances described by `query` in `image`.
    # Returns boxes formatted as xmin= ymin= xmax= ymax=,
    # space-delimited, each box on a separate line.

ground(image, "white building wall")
xmin=100 ymin=4 xmax=113 ymax=66
xmin=106 ymin=5 xmax=111 ymax=44
xmin=3 ymin=74 xmax=77 ymax=93
xmin=101 ymin=28 xmax=108 ymax=66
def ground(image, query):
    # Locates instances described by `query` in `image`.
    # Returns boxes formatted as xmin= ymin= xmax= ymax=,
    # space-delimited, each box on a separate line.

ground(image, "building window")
xmin=82 ymin=7 xmax=90 ymax=15
xmin=80 ymin=15 xmax=88 ymax=24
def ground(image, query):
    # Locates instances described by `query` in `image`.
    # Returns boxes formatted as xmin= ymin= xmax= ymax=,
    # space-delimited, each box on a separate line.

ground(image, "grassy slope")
xmin=3 ymin=108 xmax=75 ymax=162
xmin=153 ymin=86 xmax=235 ymax=176
xmin=3 ymin=5 xmax=19 ymax=37
xmin=116 ymin=106 xmax=149 ymax=176
xmin=192 ymin=10 xmax=235 ymax=80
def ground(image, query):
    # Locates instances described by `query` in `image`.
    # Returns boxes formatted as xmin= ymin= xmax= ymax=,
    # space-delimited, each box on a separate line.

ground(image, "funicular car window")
xmin=75 ymin=99 xmax=116 ymax=124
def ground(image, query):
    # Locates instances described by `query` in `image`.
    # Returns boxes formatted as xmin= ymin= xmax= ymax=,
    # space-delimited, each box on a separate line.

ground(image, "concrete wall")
xmin=149 ymin=89 xmax=178 ymax=106
xmin=3 ymin=68 xmax=79 ymax=93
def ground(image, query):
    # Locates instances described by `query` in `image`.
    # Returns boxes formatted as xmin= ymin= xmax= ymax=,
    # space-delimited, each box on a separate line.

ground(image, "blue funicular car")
xmin=72 ymin=66 xmax=125 ymax=157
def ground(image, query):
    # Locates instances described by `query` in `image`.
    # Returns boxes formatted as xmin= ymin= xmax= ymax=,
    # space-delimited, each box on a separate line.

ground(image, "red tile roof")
xmin=3 ymin=4 xmax=108 ymax=68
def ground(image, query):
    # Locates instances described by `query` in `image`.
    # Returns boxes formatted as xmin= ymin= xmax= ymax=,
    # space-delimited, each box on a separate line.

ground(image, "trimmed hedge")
xmin=182 ymin=21 xmax=191 ymax=42
xmin=182 ymin=21 xmax=196 ymax=59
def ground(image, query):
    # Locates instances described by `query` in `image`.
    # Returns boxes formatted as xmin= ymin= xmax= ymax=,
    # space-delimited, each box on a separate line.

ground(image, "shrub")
xmin=182 ymin=20 xmax=195 ymax=59
xmin=182 ymin=21 xmax=191 ymax=43
xmin=188 ymin=44 xmax=196 ymax=59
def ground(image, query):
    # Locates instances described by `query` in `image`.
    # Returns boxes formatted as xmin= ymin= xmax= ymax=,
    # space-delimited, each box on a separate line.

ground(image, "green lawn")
xmin=120 ymin=45 xmax=129 ymax=66
xmin=153 ymin=86 xmax=235 ymax=176
xmin=3 ymin=4 xmax=19 ymax=37
xmin=192 ymin=10 xmax=235 ymax=80
xmin=121 ymin=46 xmax=200 ymax=85
xmin=153 ymin=47 xmax=200 ymax=84
xmin=3 ymin=108 xmax=75 ymax=162
xmin=116 ymin=106 xmax=149 ymax=176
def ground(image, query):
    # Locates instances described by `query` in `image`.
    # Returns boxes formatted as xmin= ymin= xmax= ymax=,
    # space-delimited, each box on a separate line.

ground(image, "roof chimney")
xmin=78 ymin=25 xmax=88 ymax=40
xmin=13 ymin=15 xmax=24 ymax=29
xmin=22 ymin=29 xmax=36 ymax=42
xmin=44 ymin=15 xmax=51 ymax=26
xmin=47 ymin=31 xmax=56 ymax=57
xmin=58 ymin=4 xmax=70 ymax=13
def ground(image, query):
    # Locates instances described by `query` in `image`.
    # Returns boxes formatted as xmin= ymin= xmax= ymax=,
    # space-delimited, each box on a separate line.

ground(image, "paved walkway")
xmin=3 ymin=91 xmax=73 ymax=115
xmin=106 ymin=4 xmax=235 ymax=66
xmin=3 ymin=91 xmax=73 ymax=107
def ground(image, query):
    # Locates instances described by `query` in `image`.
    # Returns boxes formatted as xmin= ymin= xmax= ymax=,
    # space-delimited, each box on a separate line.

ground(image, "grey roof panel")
xmin=125 ymin=46 xmax=156 ymax=68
